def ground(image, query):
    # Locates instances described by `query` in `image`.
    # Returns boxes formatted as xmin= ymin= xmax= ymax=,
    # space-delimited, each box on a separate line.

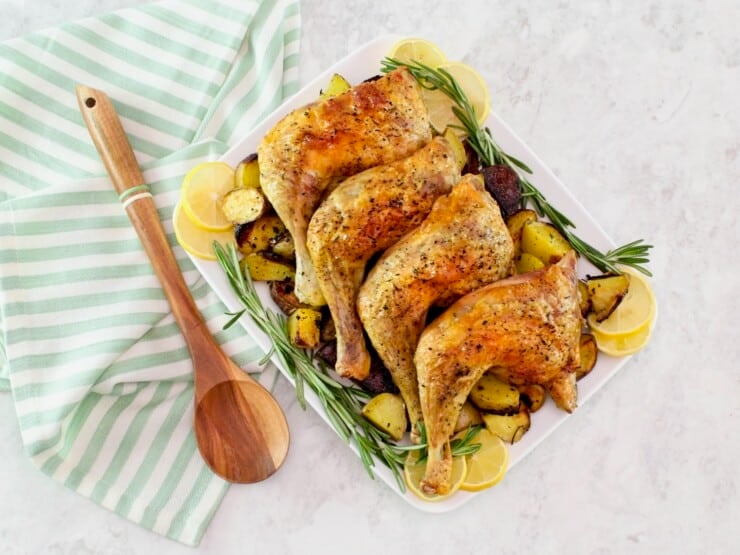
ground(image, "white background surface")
xmin=1 ymin=1 xmax=738 ymax=554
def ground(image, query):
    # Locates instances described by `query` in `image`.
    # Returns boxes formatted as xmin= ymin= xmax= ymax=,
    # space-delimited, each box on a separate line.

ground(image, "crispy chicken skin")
xmin=307 ymin=137 xmax=460 ymax=380
xmin=258 ymin=68 xmax=432 ymax=306
xmin=415 ymin=251 xmax=582 ymax=494
xmin=357 ymin=175 xmax=515 ymax=439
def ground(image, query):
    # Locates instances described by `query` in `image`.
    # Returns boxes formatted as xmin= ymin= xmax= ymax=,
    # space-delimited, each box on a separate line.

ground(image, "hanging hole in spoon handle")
xmin=76 ymin=85 xmax=290 ymax=483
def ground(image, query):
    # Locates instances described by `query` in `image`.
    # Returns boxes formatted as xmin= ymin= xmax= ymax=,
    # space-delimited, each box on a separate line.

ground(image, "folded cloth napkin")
xmin=0 ymin=0 xmax=300 ymax=545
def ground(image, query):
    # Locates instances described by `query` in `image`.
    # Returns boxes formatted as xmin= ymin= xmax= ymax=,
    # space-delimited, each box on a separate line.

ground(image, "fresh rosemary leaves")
xmin=381 ymin=57 xmax=653 ymax=276
xmin=214 ymin=242 xmax=479 ymax=491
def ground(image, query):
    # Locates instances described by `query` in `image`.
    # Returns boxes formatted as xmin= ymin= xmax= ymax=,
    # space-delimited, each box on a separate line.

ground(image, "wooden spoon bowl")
xmin=77 ymin=85 xmax=289 ymax=483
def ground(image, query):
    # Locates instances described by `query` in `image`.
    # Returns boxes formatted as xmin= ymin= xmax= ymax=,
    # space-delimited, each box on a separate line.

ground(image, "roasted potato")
xmin=469 ymin=372 xmax=520 ymax=414
xmin=482 ymin=404 xmax=531 ymax=444
xmin=521 ymin=220 xmax=573 ymax=264
xmin=320 ymin=73 xmax=351 ymax=98
xmin=221 ymin=188 xmax=268 ymax=225
xmin=287 ymin=307 xmax=322 ymax=349
xmin=578 ymin=279 xmax=591 ymax=316
xmin=241 ymin=252 xmax=295 ymax=282
xmin=361 ymin=392 xmax=407 ymax=441
xmin=235 ymin=215 xmax=286 ymax=255
xmin=234 ymin=153 xmax=260 ymax=189
xmin=315 ymin=340 xmax=337 ymax=367
xmin=586 ymin=273 xmax=630 ymax=322
xmin=268 ymin=280 xmax=307 ymax=315
xmin=518 ymin=384 xmax=546 ymax=412
xmin=270 ymin=230 xmax=295 ymax=260
xmin=353 ymin=353 xmax=399 ymax=395
xmin=319 ymin=316 xmax=336 ymax=342
xmin=506 ymin=209 xmax=538 ymax=257
xmin=481 ymin=165 xmax=522 ymax=219
xmin=515 ymin=252 xmax=545 ymax=274
xmin=548 ymin=372 xmax=577 ymax=413
xmin=576 ymin=333 xmax=598 ymax=381
xmin=453 ymin=401 xmax=483 ymax=433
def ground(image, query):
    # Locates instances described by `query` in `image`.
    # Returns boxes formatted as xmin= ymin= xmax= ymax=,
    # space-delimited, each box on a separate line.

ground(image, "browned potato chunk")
xmin=515 ymin=252 xmax=545 ymax=274
xmin=287 ymin=307 xmax=322 ymax=349
xmin=586 ymin=273 xmax=630 ymax=322
xmin=481 ymin=165 xmax=521 ymax=219
xmin=270 ymin=231 xmax=295 ymax=260
xmin=506 ymin=209 xmax=538 ymax=257
xmin=361 ymin=392 xmax=407 ymax=441
xmin=269 ymin=280 xmax=307 ymax=315
xmin=576 ymin=333 xmax=598 ymax=381
xmin=320 ymin=316 xmax=336 ymax=342
xmin=221 ymin=188 xmax=268 ymax=225
xmin=241 ymin=253 xmax=295 ymax=282
xmin=235 ymin=215 xmax=286 ymax=255
xmin=234 ymin=153 xmax=260 ymax=189
xmin=482 ymin=404 xmax=531 ymax=444
xmin=453 ymin=401 xmax=483 ymax=433
xmin=469 ymin=372 xmax=520 ymax=415
xmin=521 ymin=220 xmax=573 ymax=264
xmin=578 ymin=279 xmax=591 ymax=316
xmin=518 ymin=384 xmax=546 ymax=412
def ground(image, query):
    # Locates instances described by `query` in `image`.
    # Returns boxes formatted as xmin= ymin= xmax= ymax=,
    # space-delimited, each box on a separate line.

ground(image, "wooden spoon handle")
xmin=76 ymin=85 xmax=205 ymax=339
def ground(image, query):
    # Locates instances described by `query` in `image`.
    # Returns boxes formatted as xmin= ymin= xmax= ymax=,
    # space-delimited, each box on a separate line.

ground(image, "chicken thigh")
xmin=357 ymin=175 xmax=515 ymax=438
xmin=415 ymin=251 xmax=582 ymax=495
xmin=258 ymin=68 xmax=432 ymax=306
xmin=307 ymin=137 xmax=459 ymax=379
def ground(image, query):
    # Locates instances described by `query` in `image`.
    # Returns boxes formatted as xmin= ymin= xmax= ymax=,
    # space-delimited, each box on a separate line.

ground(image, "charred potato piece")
xmin=235 ymin=215 xmax=286 ymax=255
xmin=548 ymin=372 xmax=577 ymax=413
xmin=234 ymin=153 xmax=260 ymax=189
xmin=578 ymin=279 xmax=592 ymax=317
xmin=506 ymin=209 xmax=538 ymax=257
xmin=521 ymin=220 xmax=573 ymax=264
xmin=518 ymin=384 xmax=546 ymax=412
xmin=586 ymin=273 xmax=630 ymax=322
xmin=241 ymin=252 xmax=295 ymax=282
xmin=576 ymin=333 xmax=598 ymax=381
xmin=269 ymin=280 xmax=307 ymax=315
xmin=482 ymin=404 xmax=531 ymax=444
xmin=481 ymin=165 xmax=522 ymax=219
xmin=320 ymin=73 xmax=351 ymax=98
xmin=221 ymin=188 xmax=268 ymax=225
xmin=469 ymin=372 xmax=520 ymax=415
xmin=515 ymin=252 xmax=545 ymax=274
xmin=320 ymin=316 xmax=336 ymax=342
xmin=287 ymin=307 xmax=322 ymax=349
xmin=353 ymin=349 xmax=399 ymax=395
xmin=361 ymin=393 xmax=407 ymax=441
xmin=453 ymin=401 xmax=483 ymax=433
xmin=270 ymin=230 xmax=295 ymax=260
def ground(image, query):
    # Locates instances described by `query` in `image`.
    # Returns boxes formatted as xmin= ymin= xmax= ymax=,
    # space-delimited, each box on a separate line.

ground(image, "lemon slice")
xmin=591 ymin=319 xmax=655 ymax=357
xmin=388 ymin=38 xmax=447 ymax=67
xmin=459 ymin=428 xmax=509 ymax=492
xmin=180 ymin=162 xmax=235 ymax=231
xmin=404 ymin=450 xmax=467 ymax=502
xmin=173 ymin=201 xmax=235 ymax=260
xmin=588 ymin=267 xmax=656 ymax=338
xmin=422 ymin=62 xmax=490 ymax=134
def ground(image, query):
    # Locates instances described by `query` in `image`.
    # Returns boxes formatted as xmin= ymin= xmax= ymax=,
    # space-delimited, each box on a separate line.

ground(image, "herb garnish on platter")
xmin=381 ymin=57 xmax=653 ymax=276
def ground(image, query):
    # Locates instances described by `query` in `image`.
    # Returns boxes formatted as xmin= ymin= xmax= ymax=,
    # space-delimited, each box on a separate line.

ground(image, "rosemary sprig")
xmin=214 ymin=241 xmax=479 ymax=491
xmin=381 ymin=57 xmax=653 ymax=276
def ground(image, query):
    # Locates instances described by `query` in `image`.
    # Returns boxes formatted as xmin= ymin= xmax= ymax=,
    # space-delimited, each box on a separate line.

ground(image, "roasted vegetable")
xmin=320 ymin=316 xmax=336 ymax=342
xmin=461 ymin=140 xmax=481 ymax=175
xmin=506 ymin=209 xmax=538 ymax=257
xmin=361 ymin=392 xmax=408 ymax=441
xmin=482 ymin=404 xmax=531 ymax=444
xmin=234 ymin=153 xmax=260 ymax=189
xmin=469 ymin=372 xmax=520 ymax=415
xmin=353 ymin=353 xmax=399 ymax=395
xmin=481 ymin=165 xmax=521 ymax=219
xmin=453 ymin=401 xmax=483 ymax=433
xmin=320 ymin=73 xmax=351 ymax=98
xmin=548 ymin=372 xmax=577 ymax=413
xmin=241 ymin=252 xmax=295 ymax=282
xmin=586 ymin=273 xmax=630 ymax=322
xmin=270 ymin=230 xmax=295 ymax=260
xmin=287 ymin=307 xmax=322 ymax=349
xmin=518 ymin=384 xmax=546 ymax=412
xmin=268 ymin=280 xmax=307 ymax=315
xmin=515 ymin=252 xmax=545 ymax=274
xmin=221 ymin=188 xmax=268 ymax=225
xmin=576 ymin=333 xmax=598 ymax=381
xmin=235 ymin=215 xmax=286 ymax=255
xmin=315 ymin=340 xmax=337 ymax=367
xmin=521 ymin=220 xmax=573 ymax=264
xmin=578 ymin=279 xmax=591 ymax=316
xmin=443 ymin=128 xmax=467 ymax=171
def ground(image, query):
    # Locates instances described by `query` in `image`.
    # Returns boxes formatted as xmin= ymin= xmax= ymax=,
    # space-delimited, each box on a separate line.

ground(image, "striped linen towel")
xmin=0 ymin=0 xmax=300 ymax=545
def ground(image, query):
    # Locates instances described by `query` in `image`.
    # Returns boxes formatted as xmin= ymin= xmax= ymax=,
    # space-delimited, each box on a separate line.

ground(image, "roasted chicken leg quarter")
xmin=415 ymin=251 xmax=582 ymax=495
xmin=357 ymin=175 xmax=515 ymax=439
xmin=307 ymin=137 xmax=460 ymax=380
xmin=258 ymin=68 xmax=432 ymax=306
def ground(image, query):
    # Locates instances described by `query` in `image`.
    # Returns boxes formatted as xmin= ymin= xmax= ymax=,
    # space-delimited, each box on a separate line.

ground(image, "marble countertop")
xmin=1 ymin=1 xmax=738 ymax=554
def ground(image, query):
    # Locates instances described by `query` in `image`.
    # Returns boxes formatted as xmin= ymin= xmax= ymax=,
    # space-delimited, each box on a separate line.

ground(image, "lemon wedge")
xmin=388 ymin=38 xmax=447 ymax=67
xmin=180 ymin=161 xmax=235 ymax=231
xmin=422 ymin=62 xmax=491 ymax=134
xmin=173 ymin=201 xmax=235 ymax=260
xmin=591 ymin=320 xmax=656 ymax=357
xmin=460 ymin=428 xmax=509 ymax=492
xmin=404 ymin=450 xmax=467 ymax=502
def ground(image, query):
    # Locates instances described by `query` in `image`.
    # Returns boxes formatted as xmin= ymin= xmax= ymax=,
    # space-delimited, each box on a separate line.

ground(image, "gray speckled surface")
xmin=1 ymin=1 xmax=738 ymax=554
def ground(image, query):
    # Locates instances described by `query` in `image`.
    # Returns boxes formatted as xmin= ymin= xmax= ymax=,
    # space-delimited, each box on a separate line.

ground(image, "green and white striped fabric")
xmin=0 ymin=0 xmax=300 ymax=545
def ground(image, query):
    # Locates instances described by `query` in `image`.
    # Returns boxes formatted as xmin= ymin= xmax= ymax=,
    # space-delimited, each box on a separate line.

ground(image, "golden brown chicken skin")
xmin=357 ymin=175 xmax=515 ymax=439
xmin=415 ymin=251 xmax=582 ymax=495
xmin=307 ymin=137 xmax=460 ymax=380
xmin=258 ymin=68 xmax=432 ymax=306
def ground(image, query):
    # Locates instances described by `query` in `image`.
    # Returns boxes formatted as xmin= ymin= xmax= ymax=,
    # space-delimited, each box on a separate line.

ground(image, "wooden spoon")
xmin=76 ymin=85 xmax=289 ymax=483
